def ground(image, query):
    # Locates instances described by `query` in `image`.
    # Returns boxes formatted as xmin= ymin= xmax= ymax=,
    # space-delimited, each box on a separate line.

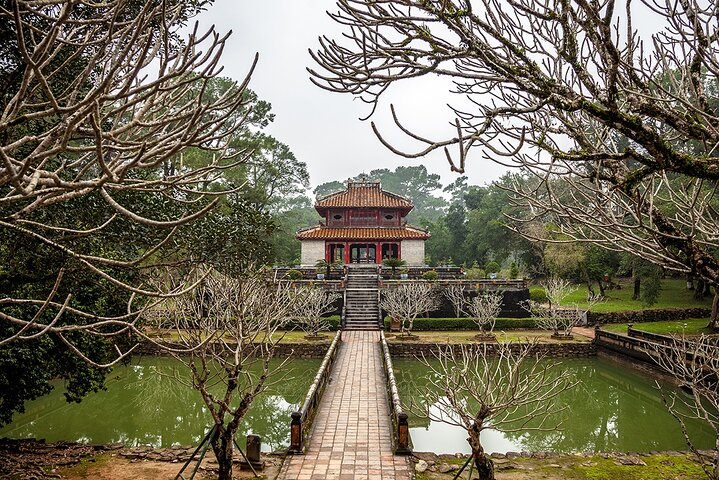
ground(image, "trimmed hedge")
xmin=285 ymin=315 xmax=341 ymax=331
xmin=383 ymin=317 xmax=537 ymax=331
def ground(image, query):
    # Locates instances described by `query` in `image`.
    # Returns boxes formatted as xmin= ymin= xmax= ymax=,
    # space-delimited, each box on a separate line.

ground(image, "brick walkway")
xmin=279 ymin=331 xmax=411 ymax=480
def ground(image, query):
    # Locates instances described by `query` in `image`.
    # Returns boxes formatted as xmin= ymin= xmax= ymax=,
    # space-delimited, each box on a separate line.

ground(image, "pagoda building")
xmin=297 ymin=179 xmax=430 ymax=266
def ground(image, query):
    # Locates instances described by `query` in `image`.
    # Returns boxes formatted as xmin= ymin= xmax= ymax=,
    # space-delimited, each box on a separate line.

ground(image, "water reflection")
xmin=393 ymin=357 xmax=715 ymax=454
xmin=0 ymin=356 xmax=319 ymax=451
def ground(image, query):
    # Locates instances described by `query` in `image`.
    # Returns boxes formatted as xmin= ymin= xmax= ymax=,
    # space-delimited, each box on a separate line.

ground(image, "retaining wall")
xmin=386 ymin=341 xmax=596 ymax=358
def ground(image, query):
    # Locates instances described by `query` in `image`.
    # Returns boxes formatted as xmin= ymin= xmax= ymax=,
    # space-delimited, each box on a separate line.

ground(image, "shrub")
xmin=509 ymin=261 xmax=519 ymax=279
xmin=285 ymin=269 xmax=303 ymax=280
xmin=529 ymin=286 xmax=548 ymax=303
xmin=486 ymin=261 xmax=501 ymax=274
xmin=422 ymin=270 xmax=439 ymax=281
xmin=286 ymin=315 xmax=341 ymax=331
xmin=465 ymin=267 xmax=486 ymax=280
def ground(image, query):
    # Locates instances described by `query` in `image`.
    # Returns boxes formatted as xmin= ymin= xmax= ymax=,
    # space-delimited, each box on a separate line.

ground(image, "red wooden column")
xmin=376 ymin=242 xmax=381 ymax=264
xmin=344 ymin=241 xmax=350 ymax=264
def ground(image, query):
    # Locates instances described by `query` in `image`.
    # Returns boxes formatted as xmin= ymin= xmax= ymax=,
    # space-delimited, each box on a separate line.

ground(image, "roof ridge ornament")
xmin=347 ymin=173 xmax=379 ymax=188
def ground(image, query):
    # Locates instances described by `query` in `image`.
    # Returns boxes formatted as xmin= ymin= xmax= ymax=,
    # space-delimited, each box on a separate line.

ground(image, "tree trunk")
xmin=686 ymin=274 xmax=695 ymax=290
xmin=708 ymin=291 xmax=719 ymax=331
xmin=212 ymin=430 xmax=234 ymax=480
xmin=585 ymin=277 xmax=595 ymax=299
xmin=468 ymin=426 xmax=494 ymax=480
xmin=633 ymin=276 xmax=641 ymax=301
xmin=695 ymin=279 xmax=706 ymax=300
xmin=472 ymin=450 xmax=495 ymax=480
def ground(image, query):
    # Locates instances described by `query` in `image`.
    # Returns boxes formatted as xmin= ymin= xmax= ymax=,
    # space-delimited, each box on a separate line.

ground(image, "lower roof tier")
xmin=296 ymin=225 xmax=430 ymax=241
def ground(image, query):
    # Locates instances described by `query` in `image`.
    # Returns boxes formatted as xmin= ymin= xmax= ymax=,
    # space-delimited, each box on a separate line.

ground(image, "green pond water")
xmin=393 ymin=356 xmax=716 ymax=454
xmin=2 ymin=355 xmax=715 ymax=455
xmin=0 ymin=357 xmax=320 ymax=452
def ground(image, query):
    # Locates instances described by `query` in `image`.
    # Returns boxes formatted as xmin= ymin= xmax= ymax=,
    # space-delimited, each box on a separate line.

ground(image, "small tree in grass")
xmin=165 ymin=269 xmax=296 ymax=480
xmin=380 ymin=283 xmax=438 ymax=337
xmin=467 ymin=291 xmax=503 ymax=341
xmin=409 ymin=341 xmax=574 ymax=480
xmin=653 ymin=335 xmax=719 ymax=480
xmin=293 ymin=287 xmax=341 ymax=339
xmin=523 ymin=278 xmax=592 ymax=339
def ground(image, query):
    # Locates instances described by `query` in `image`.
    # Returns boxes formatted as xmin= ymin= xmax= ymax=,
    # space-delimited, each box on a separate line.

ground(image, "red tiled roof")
xmin=296 ymin=226 xmax=429 ymax=240
xmin=316 ymin=182 xmax=413 ymax=210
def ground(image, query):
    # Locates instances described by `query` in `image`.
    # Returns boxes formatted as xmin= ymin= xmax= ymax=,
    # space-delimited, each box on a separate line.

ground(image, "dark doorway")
xmin=381 ymin=243 xmax=399 ymax=260
xmin=329 ymin=243 xmax=345 ymax=263
xmin=350 ymin=243 xmax=376 ymax=263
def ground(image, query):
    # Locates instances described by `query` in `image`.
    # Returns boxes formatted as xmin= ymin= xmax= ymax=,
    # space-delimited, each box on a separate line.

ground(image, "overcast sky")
xmin=194 ymin=1 xmax=509 ymax=193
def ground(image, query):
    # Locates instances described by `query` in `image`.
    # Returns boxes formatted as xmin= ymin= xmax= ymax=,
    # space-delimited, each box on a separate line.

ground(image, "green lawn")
xmin=555 ymin=278 xmax=713 ymax=313
xmin=601 ymin=318 xmax=712 ymax=336
xmin=386 ymin=329 xmax=593 ymax=344
xmin=416 ymin=452 xmax=705 ymax=480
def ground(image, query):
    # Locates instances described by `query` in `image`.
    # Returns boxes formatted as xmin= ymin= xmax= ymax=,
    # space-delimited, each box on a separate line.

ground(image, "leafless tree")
xmin=161 ymin=269 xmax=296 ymax=480
xmin=467 ymin=291 xmax=503 ymax=339
xmin=443 ymin=283 xmax=469 ymax=318
xmin=1 ymin=1 xmax=260 ymax=363
xmin=380 ymin=282 xmax=438 ymax=336
xmin=292 ymin=286 xmax=341 ymax=338
xmin=653 ymin=334 xmax=719 ymax=480
xmin=523 ymin=278 xmax=591 ymax=338
xmin=409 ymin=341 xmax=574 ymax=480
xmin=310 ymin=0 xmax=719 ymax=327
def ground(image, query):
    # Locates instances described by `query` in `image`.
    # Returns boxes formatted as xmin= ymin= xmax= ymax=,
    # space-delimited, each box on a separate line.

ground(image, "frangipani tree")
xmin=162 ymin=269 xmax=296 ymax=480
xmin=524 ymin=278 xmax=593 ymax=338
xmin=310 ymin=0 xmax=719 ymax=328
xmin=380 ymin=283 xmax=438 ymax=336
xmin=443 ymin=283 xmax=470 ymax=318
xmin=467 ymin=291 xmax=503 ymax=340
xmin=293 ymin=286 xmax=341 ymax=339
xmin=1 ymin=0 xmax=263 ymax=365
xmin=653 ymin=335 xmax=719 ymax=480
xmin=411 ymin=342 xmax=574 ymax=480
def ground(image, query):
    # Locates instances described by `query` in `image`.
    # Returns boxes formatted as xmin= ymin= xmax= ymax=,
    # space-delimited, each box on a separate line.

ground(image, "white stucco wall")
xmin=300 ymin=240 xmax=325 ymax=266
xmin=401 ymin=240 xmax=425 ymax=266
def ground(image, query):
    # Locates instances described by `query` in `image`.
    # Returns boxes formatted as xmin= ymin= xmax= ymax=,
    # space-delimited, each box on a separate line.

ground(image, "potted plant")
xmin=315 ymin=259 xmax=330 ymax=279
xmin=383 ymin=258 xmax=407 ymax=279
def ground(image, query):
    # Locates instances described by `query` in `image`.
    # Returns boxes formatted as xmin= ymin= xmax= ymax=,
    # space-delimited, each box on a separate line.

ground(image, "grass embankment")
xmin=549 ymin=278 xmax=714 ymax=313
xmin=602 ymin=318 xmax=712 ymax=336
xmin=416 ymin=452 xmax=706 ymax=480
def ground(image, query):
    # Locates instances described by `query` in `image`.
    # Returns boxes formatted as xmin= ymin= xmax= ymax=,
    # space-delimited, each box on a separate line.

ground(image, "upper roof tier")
xmin=315 ymin=180 xmax=413 ymax=214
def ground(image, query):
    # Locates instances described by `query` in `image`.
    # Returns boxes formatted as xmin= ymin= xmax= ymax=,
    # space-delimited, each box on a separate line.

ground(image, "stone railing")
xmin=594 ymin=327 xmax=719 ymax=382
xmin=288 ymin=331 xmax=342 ymax=454
xmin=594 ymin=328 xmax=658 ymax=364
xmin=379 ymin=331 xmax=412 ymax=454
xmin=380 ymin=278 xmax=527 ymax=290
xmin=387 ymin=340 xmax=596 ymax=358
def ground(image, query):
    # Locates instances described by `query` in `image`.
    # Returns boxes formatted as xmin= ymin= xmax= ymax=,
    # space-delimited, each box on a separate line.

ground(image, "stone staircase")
xmin=343 ymin=264 xmax=381 ymax=330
